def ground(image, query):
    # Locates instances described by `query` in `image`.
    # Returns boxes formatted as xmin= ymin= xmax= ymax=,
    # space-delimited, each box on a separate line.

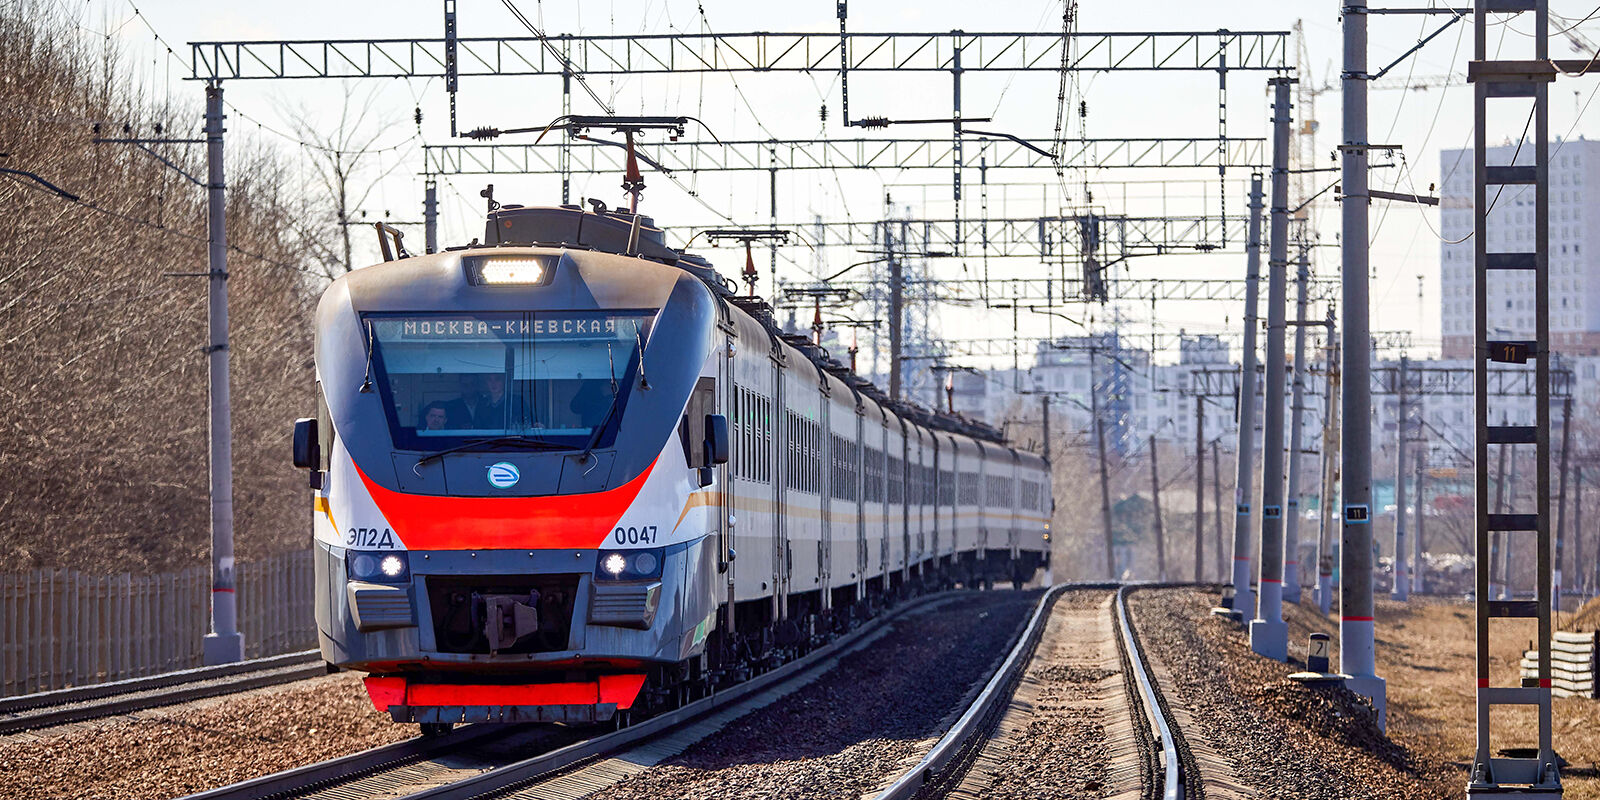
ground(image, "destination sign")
xmin=374 ymin=313 xmax=647 ymax=342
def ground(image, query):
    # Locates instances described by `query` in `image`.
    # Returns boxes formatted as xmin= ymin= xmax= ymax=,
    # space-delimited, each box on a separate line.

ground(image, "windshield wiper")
xmin=578 ymin=342 xmax=621 ymax=465
xmin=415 ymin=435 xmax=566 ymax=467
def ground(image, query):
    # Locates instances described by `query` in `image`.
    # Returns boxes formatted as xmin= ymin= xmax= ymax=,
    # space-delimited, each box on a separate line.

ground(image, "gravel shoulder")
xmin=585 ymin=589 xmax=1040 ymax=800
xmin=1130 ymin=587 xmax=1458 ymax=799
xmin=0 ymin=672 xmax=411 ymax=800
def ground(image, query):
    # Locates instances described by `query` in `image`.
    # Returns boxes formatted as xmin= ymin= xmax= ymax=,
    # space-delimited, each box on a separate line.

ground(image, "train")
xmin=291 ymin=200 xmax=1052 ymax=732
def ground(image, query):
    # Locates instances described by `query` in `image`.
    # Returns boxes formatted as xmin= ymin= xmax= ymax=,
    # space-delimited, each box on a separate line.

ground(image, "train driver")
xmin=418 ymin=401 xmax=450 ymax=434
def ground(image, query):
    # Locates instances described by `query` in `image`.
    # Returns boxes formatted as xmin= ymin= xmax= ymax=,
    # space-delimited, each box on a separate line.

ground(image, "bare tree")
xmin=277 ymin=82 xmax=413 ymax=279
xmin=0 ymin=1 xmax=316 ymax=572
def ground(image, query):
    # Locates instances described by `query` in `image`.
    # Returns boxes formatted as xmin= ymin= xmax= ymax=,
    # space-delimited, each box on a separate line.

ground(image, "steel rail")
xmin=186 ymin=591 xmax=959 ymax=800
xmin=1117 ymin=585 xmax=1182 ymax=800
xmin=871 ymin=583 xmax=1079 ymax=800
xmin=178 ymin=722 xmax=516 ymax=800
xmin=397 ymin=591 xmax=962 ymax=800
xmin=0 ymin=650 xmax=323 ymax=735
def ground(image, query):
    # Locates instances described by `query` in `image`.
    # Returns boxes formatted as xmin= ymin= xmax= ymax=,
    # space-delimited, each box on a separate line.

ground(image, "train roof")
xmin=443 ymin=203 xmax=1012 ymax=446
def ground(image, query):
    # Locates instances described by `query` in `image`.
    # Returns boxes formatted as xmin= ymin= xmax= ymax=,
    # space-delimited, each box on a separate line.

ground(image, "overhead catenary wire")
xmin=500 ymin=0 xmax=615 ymax=116
xmin=1 ymin=168 xmax=313 ymax=277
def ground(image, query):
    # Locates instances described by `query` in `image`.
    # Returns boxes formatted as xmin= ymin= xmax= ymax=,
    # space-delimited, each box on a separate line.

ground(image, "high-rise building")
xmin=1440 ymin=138 xmax=1600 ymax=357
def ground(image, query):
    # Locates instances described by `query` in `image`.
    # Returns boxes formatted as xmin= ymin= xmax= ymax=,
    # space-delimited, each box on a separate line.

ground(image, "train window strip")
xmin=865 ymin=446 xmax=884 ymax=503
xmin=959 ymin=471 xmax=979 ymax=505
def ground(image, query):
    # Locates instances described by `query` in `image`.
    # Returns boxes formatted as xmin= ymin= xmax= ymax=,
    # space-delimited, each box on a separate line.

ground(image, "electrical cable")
xmin=3 ymin=169 xmax=313 ymax=276
xmin=500 ymin=0 xmax=615 ymax=115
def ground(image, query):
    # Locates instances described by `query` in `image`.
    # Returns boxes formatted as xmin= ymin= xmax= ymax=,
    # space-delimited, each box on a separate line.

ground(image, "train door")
xmin=772 ymin=356 xmax=788 ymax=621
xmin=855 ymin=404 xmax=867 ymax=597
xmin=900 ymin=422 xmax=911 ymax=584
xmin=883 ymin=416 xmax=896 ymax=579
xmin=1009 ymin=451 xmax=1022 ymax=563
xmin=718 ymin=333 xmax=735 ymax=614
xmin=972 ymin=448 xmax=985 ymax=560
xmin=819 ymin=391 xmax=832 ymax=611
xmin=928 ymin=435 xmax=934 ymax=566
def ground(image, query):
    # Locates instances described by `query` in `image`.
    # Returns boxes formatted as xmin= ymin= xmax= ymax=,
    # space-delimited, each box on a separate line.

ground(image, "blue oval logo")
xmin=487 ymin=462 xmax=520 ymax=489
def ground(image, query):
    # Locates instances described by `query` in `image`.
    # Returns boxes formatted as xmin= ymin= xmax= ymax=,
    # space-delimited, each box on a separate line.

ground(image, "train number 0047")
xmin=613 ymin=525 xmax=659 ymax=545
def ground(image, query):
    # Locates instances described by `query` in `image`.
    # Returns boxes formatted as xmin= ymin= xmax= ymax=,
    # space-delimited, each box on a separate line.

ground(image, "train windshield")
xmin=366 ymin=312 xmax=653 ymax=451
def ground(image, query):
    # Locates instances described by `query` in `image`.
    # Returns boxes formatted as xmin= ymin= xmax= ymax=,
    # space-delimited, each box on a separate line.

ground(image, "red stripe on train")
xmin=355 ymin=458 xmax=658 ymax=551
xmin=363 ymin=675 xmax=647 ymax=711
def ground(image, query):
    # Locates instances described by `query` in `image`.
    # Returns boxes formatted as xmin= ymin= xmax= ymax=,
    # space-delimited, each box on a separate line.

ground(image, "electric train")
xmin=291 ymin=202 xmax=1052 ymax=731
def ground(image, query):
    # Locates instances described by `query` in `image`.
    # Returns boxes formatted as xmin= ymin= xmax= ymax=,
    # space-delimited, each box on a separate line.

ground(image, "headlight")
xmin=595 ymin=548 xmax=665 ymax=581
xmin=603 ymin=552 xmax=628 ymax=576
xmin=465 ymin=254 xmax=558 ymax=285
xmin=348 ymin=550 xmax=410 ymax=583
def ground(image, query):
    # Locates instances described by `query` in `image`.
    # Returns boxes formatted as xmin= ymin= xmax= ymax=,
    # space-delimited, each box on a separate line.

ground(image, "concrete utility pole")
xmin=1196 ymin=394 xmax=1206 ymax=582
xmin=1579 ymin=467 xmax=1587 ymax=599
xmin=1150 ymin=433 xmax=1167 ymax=581
xmin=1339 ymin=0 xmax=1385 ymax=725
xmin=1412 ymin=426 xmax=1427 ymax=595
xmin=1092 ymin=348 xmax=1116 ymax=579
xmin=1317 ymin=314 xmax=1340 ymax=616
xmin=1229 ymin=173 xmax=1266 ymax=619
xmin=1491 ymin=418 xmax=1509 ymax=601
xmin=423 ymin=179 xmax=439 ymax=254
xmin=202 ymin=84 xmax=243 ymax=665
xmin=1213 ymin=439 xmax=1225 ymax=582
xmin=1503 ymin=447 xmax=1519 ymax=600
xmin=1556 ymin=395 xmax=1571 ymax=606
xmin=1393 ymin=355 xmax=1410 ymax=601
xmin=1283 ymin=242 xmax=1311 ymax=604
xmin=888 ymin=225 xmax=903 ymax=402
xmin=1041 ymin=395 xmax=1052 ymax=466
xmin=1251 ymin=76 xmax=1292 ymax=661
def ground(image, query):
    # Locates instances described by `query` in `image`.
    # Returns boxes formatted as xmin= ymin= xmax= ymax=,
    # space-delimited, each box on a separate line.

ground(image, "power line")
xmin=500 ymin=0 xmax=615 ymax=115
xmin=2 ymin=168 xmax=312 ymax=276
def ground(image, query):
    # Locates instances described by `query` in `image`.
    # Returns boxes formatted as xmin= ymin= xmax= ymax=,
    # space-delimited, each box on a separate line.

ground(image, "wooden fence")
xmin=0 ymin=550 xmax=317 ymax=697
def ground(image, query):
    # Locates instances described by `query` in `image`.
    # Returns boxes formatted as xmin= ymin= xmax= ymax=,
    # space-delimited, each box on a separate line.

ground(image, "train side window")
xmin=315 ymin=382 xmax=332 ymax=472
xmin=678 ymin=378 xmax=716 ymax=469
xmin=732 ymin=386 xmax=744 ymax=478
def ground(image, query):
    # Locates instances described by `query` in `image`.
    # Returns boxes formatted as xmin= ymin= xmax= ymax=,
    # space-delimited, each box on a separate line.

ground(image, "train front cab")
xmin=297 ymin=247 xmax=732 ymax=726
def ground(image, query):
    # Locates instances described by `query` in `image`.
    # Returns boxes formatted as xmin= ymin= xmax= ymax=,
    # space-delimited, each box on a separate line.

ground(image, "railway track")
xmin=0 ymin=650 xmax=325 ymax=735
xmin=181 ymin=586 xmax=1203 ymax=800
xmin=180 ymin=591 xmax=966 ymax=800
xmin=873 ymin=584 xmax=1198 ymax=800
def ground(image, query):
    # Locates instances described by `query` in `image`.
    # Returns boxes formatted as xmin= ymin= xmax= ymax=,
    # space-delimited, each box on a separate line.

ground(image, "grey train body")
xmin=301 ymin=204 xmax=1051 ymax=723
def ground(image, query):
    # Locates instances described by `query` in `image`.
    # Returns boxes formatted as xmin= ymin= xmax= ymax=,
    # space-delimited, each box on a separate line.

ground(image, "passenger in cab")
xmin=471 ymin=373 xmax=517 ymax=429
xmin=418 ymin=402 xmax=450 ymax=434
xmin=440 ymin=374 xmax=479 ymax=428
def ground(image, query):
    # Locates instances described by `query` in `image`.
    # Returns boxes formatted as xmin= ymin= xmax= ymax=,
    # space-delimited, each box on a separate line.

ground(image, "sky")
xmin=62 ymin=0 xmax=1600 ymax=401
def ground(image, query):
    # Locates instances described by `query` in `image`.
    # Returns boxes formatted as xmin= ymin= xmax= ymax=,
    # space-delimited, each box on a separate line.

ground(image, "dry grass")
xmin=1270 ymin=594 xmax=1600 ymax=798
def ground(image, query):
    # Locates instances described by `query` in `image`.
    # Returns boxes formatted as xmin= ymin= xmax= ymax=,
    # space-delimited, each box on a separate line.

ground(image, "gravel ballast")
xmin=949 ymin=589 xmax=1127 ymax=799
xmin=1130 ymin=587 xmax=1458 ymax=799
xmin=587 ymin=589 xmax=1040 ymax=800
xmin=0 ymin=672 xmax=411 ymax=800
